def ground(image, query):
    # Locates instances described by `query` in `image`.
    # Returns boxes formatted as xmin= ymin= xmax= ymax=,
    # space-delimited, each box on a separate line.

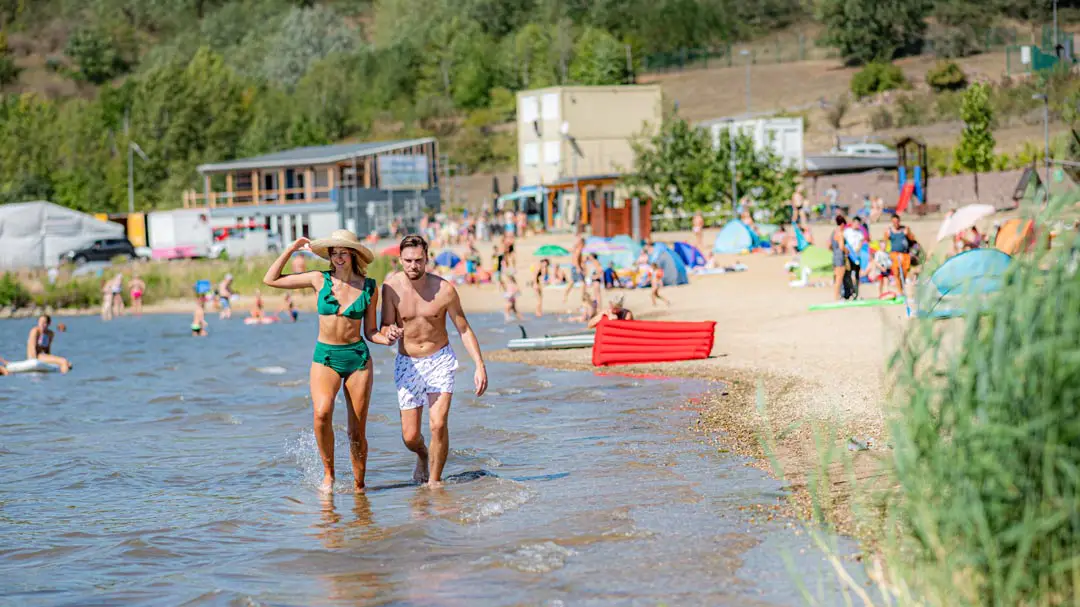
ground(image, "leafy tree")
xmin=569 ymin=27 xmax=627 ymax=85
xmin=954 ymin=82 xmax=995 ymax=200
xmin=65 ymin=26 xmax=132 ymax=84
xmin=817 ymin=0 xmax=931 ymax=65
xmin=258 ymin=5 xmax=360 ymax=89
xmin=625 ymin=113 xmax=798 ymax=215
xmin=0 ymin=30 xmax=20 ymax=86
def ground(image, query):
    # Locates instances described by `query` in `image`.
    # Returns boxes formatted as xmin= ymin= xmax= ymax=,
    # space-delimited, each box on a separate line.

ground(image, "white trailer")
xmin=701 ymin=116 xmax=804 ymax=171
xmin=147 ymin=209 xmax=215 ymax=260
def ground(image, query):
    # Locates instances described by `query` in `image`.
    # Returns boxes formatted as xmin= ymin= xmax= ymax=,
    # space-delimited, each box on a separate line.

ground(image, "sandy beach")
xmin=447 ymin=216 xmax=955 ymax=536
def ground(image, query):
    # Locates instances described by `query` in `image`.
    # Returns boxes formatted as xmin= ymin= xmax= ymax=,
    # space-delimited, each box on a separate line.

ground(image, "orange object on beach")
xmin=994 ymin=218 xmax=1036 ymax=255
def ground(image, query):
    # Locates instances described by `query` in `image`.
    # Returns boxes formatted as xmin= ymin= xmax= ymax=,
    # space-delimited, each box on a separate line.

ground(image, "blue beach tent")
xmin=917 ymin=248 xmax=1012 ymax=318
xmin=713 ymin=220 xmax=765 ymax=254
xmin=434 ymin=251 xmax=461 ymax=267
xmin=649 ymin=242 xmax=689 ymax=286
xmin=673 ymin=241 xmax=707 ymax=268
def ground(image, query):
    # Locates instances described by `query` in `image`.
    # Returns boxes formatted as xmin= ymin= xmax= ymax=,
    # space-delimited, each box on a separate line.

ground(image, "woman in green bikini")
xmin=264 ymin=229 xmax=402 ymax=494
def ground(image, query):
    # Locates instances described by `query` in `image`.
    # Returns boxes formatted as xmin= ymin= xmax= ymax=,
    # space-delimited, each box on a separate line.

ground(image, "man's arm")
xmin=446 ymin=284 xmax=487 ymax=396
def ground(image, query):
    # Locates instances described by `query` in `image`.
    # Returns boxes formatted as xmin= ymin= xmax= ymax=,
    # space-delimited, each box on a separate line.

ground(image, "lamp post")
xmin=1033 ymin=93 xmax=1050 ymax=205
xmin=727 ymin=118 xmax=738 ymax=211
xmin=740 ymin=49 xmax=751 ymax=114
xmin=1053 ymin=0 xmax=1059 ymax=57
xmin=128 ymin=142 xmax=148 ymax=214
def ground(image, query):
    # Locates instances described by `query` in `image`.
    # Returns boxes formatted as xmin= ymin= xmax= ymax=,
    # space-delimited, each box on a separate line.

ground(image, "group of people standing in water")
xmin=263 ymin=231 xmax=487 ymax=492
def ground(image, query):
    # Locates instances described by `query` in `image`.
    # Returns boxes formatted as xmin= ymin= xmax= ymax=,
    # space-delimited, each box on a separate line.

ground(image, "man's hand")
xmin=383 ymin=324 xmax=404 ymax=344
xmin=290 ymin=237 xmax=311 ymax=252
xmin=474 ymin=364 xmax=488 ymax=396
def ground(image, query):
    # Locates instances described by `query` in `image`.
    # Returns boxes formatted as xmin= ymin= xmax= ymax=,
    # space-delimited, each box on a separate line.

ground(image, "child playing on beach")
xmin=650 ymin=263 xmax=669 ymax=307
xmin=191 ymin=294 xmax=208 ymax=336
xmin=503 ymin=275 xmax=522 ymax=322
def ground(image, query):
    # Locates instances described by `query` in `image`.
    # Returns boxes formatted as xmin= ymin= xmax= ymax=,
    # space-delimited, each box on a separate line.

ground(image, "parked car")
xmin=61 ymin=238 xmax=140 ymax=264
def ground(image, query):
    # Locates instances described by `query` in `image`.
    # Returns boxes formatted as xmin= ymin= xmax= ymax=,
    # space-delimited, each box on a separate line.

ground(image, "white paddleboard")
xmin=244 ymin=317 xmax=279 ymax=325
xmin=5 ymin=359 xmax=60 ymax=374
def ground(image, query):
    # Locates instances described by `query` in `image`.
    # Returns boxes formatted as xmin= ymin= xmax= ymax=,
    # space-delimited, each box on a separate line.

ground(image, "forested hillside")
xmin=0 ymin=0 xmax=1072 ymax=212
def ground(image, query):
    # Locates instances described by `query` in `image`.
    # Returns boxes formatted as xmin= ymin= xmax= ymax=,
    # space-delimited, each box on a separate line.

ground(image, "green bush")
xmin=869 ymin=107 xmax=894 ymax=130
xmin=886 ymin=236 xmax=1080 ymax=605
xmin=934 ymin=89 xmax=965 ymax=121
xmin=0 ymin=31 xmax=20 ymax=86
xmin=65 ymin=26 xmax=131 ymax=85
xmin=0 ymin=273 xmax=32 ymax=309
xmin=895 ymin=94 xmax=930 ymax=127
xmin=33 ymin=277 xmax=103 ymax=309
xmin=850 ymin=62 xmax=907 ymax=98
xmin=926 ymin=60 xmax=968 ymax=92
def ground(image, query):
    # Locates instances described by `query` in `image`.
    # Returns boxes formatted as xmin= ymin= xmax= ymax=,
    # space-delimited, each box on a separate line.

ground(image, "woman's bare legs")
xmin=342 ymin=364 xmax=373 ymax=492
xmin=37 ymin=353 xmax=71 ymax=373
xmin=310 ymin=363 xmax=342 ymax=493
xmin=833 ymin=267 xmax=845 ymax=300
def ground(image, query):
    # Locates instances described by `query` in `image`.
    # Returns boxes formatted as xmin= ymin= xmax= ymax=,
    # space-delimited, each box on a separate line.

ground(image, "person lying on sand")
xmin=587 ymin=294 xmax=634 ymax=328
xmin=27 ymin=315 xmax=71 ymax=373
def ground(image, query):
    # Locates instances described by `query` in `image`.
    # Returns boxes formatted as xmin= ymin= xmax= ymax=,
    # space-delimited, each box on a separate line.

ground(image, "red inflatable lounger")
xmin=592 ymin=319 xmax=716 ymax=367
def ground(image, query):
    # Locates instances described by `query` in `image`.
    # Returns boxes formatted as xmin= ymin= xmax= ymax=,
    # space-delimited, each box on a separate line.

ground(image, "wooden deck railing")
xmin=182 ymin=186 xmax=335 ymax=208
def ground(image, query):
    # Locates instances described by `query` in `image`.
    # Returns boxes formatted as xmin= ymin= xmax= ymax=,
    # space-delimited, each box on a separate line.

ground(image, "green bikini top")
xmin=317 ymin=271 xmax=375 ymax=320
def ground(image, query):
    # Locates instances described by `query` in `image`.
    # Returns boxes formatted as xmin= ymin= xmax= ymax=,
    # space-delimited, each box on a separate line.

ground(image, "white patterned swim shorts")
xmin=394 ymin=344 xmax=458 ymax=410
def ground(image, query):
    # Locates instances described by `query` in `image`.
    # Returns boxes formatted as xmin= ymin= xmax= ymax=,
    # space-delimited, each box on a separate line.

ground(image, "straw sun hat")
xmin=308 ymin=229 xmax=375 ymax=265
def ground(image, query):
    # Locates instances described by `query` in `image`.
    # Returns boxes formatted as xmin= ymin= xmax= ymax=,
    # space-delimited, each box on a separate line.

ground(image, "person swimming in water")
xmin=191 ymin=292 xmax=208 ymax=336
xmin=250 ymin=289 xmax=264 ymax=319
xmin=218 ymin=274 xmax=234 ymax=320
xmin=27 ymin=314 xmax=71 ymax=373
xmin=281 ymin=292 xmax=299 ymax=323
xmin=264 ymin=230 xmax=402 ymax=494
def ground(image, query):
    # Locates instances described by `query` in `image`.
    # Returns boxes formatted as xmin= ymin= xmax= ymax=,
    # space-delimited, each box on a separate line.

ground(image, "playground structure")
xmin=896 ymin=137 xmax=931 ymax=214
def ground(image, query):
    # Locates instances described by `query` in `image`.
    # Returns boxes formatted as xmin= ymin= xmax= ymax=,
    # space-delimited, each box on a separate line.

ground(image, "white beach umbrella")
xmin=935 ymin=204 xmax=996 ymax=242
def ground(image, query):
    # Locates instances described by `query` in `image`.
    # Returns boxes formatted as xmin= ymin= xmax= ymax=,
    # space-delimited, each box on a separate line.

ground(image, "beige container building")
xmin=516 ymin=85 xmax=662 ymax=186
xmin=514 ymin=85 xmax=662 ymax=229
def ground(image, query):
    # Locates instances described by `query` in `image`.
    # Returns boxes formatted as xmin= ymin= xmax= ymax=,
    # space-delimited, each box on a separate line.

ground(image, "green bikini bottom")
xmin=313 ymin=341 xmax=370 ymax=378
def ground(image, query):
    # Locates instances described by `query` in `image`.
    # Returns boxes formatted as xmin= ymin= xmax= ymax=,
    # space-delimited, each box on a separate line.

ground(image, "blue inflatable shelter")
xmin=673 ymin=241 xmax=707 ymax=268
xmin=649 ymin=242 xmax=689 ymax=286
xmin=713 ymin=220 xmax=764 ymax=254
xmin=918 ymin=248 xmax=1012 ymax=318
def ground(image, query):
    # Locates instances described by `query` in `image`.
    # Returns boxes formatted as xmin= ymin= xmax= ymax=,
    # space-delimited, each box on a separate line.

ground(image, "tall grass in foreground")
xmin=877 ymin=234 xmax=1080 ymax=606
xmin=757 ymin=227 xmax=1080 ymax=606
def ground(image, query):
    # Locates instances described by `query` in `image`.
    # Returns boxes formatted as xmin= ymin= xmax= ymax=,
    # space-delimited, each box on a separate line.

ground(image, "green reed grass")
xmin=880 ymin=233 xmax=1080 ymax=606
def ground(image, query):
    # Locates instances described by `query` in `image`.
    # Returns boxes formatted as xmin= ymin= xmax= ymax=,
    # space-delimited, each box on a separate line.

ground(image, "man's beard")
xmin=405 ymin=268 xmax=424 ymax=280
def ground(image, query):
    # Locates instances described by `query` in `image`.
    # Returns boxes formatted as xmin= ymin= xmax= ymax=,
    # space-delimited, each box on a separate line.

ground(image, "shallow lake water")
xmin=1 ymin=312 xmax=865 ymax=606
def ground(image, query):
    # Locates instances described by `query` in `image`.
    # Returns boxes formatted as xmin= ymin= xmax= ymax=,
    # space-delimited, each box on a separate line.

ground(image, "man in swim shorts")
xmin=218 ymin=274 xmax=234 ymax=319
xmin=381 ymin=234 xmax=487 ymax=486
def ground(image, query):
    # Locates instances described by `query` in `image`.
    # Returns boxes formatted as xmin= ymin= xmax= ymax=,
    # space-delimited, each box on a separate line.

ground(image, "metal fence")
xmin=641 ymin=27 xmax=1027 ymax=76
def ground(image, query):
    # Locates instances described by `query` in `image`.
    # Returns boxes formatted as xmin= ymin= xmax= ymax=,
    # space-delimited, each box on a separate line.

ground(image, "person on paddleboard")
xmin=381 ymin=234 xmax=487 ymax=487
xmin=27 ymin=315 xmax=71 ymax=373
xmin=264 ymin=230 xmax=402 ymax=494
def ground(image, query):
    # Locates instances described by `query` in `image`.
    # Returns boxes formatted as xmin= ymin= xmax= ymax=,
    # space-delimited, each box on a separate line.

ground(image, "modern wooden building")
xmin=183 ymin=138 xmax=441 ymax=240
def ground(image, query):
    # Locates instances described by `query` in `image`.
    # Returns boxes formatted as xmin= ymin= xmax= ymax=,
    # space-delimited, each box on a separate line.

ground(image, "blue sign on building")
xmin=377 ymin=155 xmax=429 ymax=190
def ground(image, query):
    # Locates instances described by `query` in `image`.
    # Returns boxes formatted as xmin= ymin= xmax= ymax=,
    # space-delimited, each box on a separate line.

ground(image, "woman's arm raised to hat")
xmin=263 ymin=238 xmax=317 ymax=290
